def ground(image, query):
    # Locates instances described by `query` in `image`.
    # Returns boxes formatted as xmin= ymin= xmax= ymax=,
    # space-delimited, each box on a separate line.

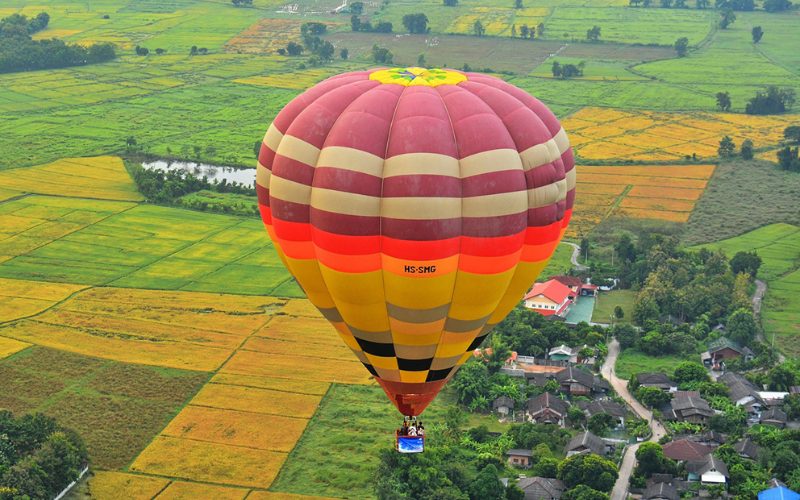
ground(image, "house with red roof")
xmin=523 ymin=279 xmax=574 ymax=317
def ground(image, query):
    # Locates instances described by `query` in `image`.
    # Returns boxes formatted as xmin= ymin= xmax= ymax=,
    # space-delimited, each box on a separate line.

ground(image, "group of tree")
xmin=777 ymin=146 xmax=800 ymax=172
xmin=552 ymin=61 xmax=585 ymax=79
xmin=129 ymin=163 xmax=255 ymax=205
xmin=135 ymin=45 xmax=165 ymax=56
xmin=0 ymin=411 xmax=88 ymax=500
xmin=745 ymin=86 xmax=796 ymax=114
xmin=350 ymin=15 xmax=393 ymax=33
xmin=718 ymin=135 xmax=754 ymax=160
xmin=0 ymin=12 xmax=116 ymax=73
xmin=402 ymin=13 xmax=430 ymax=33
xmin=629 ymin=0 xmax=791 ymax=9
xmin=230 ymin=0 xmax=253 ymax=6
xmin=372 ymin=44 xmax=394 ymax=64
xmin=763 ymin=0 xmax=793 ymax=11
xmin=473 ymin=20 xmax=486 ymax=37
xmin=719 ymin=8 xmax=736 ymax=28
xmin=189 ymin=45 xmax=209 ymax=55
xmin=673 ymin=37 xmax=689 ymax=56
xmin=510 ymin=23 xmax=545 ymax=39
xmin=586 ymin=25 xmax=601 ymax=42
xmin=630 ymin=0 xmax=692 ymax=7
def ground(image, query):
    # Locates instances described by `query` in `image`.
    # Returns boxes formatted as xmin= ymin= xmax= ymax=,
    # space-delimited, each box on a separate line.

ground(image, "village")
xmin=467 ymin=269 xmax=800 ymax=500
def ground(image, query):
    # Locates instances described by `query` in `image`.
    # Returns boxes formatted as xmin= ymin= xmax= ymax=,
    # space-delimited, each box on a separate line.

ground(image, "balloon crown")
xmin=369 ymin=67 xmax=467 ymax=87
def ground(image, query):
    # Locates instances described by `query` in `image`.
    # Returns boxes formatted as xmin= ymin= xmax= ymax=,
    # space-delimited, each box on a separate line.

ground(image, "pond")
xmin=141 ymin=160 xmax=255 ymax=186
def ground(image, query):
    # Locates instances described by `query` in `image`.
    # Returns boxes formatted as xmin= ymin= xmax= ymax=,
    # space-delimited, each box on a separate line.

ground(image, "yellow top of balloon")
xmin=369 ymin=67 xmax=468 ymax=87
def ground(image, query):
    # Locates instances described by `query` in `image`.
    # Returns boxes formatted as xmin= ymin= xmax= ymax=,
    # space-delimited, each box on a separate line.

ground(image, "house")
xmin=666 ymin=394 xmax=714 ymax=424
xmin=549 ymin=275 xmax=582 ymax=294
xmin=760 ymin=408 xmax=788 ymax=428
xmin=493 ymin=396 xmax=515 ymax=417
xmin=526 ymin=392 xmax=569 ymax=426
xmin=565 ymin=431 xmax=607 ymax=456
xmin=556 ymin=366 xmax=595 ymax=396
xmin=790 ymin=386 xmax=800 ymax=395
xmin=548 ymin=344 xmax=574 ymax=362
xmin=698 ymin=430 xmax=726 ymax=447
xmin=578 ymin=399 xmax=627 ymax=428
xmin=637 ymin=372 xmax=677 ymax=392
xmin=643 ymin=481 xmax=680 ymax=500
xmin=703 ymin=337 xmax=754 ymax=369
xmin=516 ymin=477 xmax=565 ymax=500
xmin=662 ymin=439 xmax=713 ymax=462
xmin=719 ymin=371 xmax=763 ymax=419
xmin=687 ymin=455 xmax=728 ymax=485
xmin=733 ymin=437 xmax=760 ymax=460
xmin=506 ymin=449 xmax=533 ymax=469
xmin=524 ymin=280 xmax=574 ymax=317
xmin=757 ymin=391 xmax=789 ymax=407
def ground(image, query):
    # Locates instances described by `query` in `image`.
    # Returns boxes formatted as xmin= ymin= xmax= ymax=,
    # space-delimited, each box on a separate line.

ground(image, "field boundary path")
xmin=601 ymin=338 xmax=667 ymax=500
xmin=752 ymin=278 xmax=786 ymax=363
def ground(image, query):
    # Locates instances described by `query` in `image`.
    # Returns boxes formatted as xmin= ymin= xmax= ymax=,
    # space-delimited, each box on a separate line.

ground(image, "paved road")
xmin=601 ymin=338 xmax=667 ymax=500
xmin=563 ymin=241 xmax=588 ymax=271
xmin=752 ymin=279 xmax=785 ymax=363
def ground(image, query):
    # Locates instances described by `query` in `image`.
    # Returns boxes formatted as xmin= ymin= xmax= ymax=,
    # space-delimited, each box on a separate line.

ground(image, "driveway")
xmin=601 ymin=338 xmax=667 ymax=500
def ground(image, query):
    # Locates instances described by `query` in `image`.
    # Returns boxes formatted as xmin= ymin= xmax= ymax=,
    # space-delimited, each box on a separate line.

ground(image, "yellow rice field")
xmin=88 ymin=472 xmax=170 ymax=500
xmin=157 ymin=482 xmax=249 ymax=500
xmin=0 ymin=156 xmax=143 ymax=201
xmin=0 ymin=337 xmax=29 ymax=360
xmin=448 ymin=8 xmax=514 ymax=36
xmin=564 ymin=108 xmax=800 ymax=161
xmin=191 ymin=382 xmax=324 ymax=418
xmin=221 ymin=349 xmax=371 ymax=385
xmin=130 ymin=436 xmax=288 ymax=488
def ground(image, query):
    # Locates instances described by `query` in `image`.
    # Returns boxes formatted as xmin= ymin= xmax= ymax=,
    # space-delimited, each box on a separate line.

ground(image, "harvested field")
xmin=190 ymin=382 xmax=323 ymax=418
xmin=87 ymin=471 xmax=169 ymax=500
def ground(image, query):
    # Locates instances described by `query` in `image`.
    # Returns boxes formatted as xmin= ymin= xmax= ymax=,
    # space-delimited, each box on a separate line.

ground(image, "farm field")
xmin=563 ymin=107 xmax=800 ymax=162
xmin=694 ymin=224 xmax=800 ymax=357
xmin=569 ymin=164 xmax=716 ymax=237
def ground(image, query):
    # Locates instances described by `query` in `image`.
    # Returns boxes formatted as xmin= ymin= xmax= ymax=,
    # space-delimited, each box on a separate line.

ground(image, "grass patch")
xmin=592 ymin=289 xmax=636 ymax=324
xmin=0 ymin=346 xmax=208 ymax=469
xmin=614 ymin=348 xmax=684 ymax=380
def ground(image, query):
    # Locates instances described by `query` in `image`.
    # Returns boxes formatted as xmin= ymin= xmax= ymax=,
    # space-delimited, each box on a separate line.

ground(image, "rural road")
xmin=601 ymin=338 xmax=667 ymax=500
xmin=563 ymin=241 xmax=588 ymax=271
xmin=752 ymin=279 xmax=785 ymax=363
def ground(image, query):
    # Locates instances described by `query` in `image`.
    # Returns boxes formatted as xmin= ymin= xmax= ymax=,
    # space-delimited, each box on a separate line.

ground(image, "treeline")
xmin=0 ymin=13 xmax=116 ymax=73
xmin=0 ymin=412 xmax=88 ymax=500
xmin=128 ymin=163 xmax=255 ymax=204
xmin=629 ymin=0 xmax=792 ymax=10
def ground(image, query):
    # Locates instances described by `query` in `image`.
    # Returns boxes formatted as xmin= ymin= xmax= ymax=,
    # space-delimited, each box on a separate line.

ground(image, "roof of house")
xmin=493 ymin=396 xmax=515 ymax=409
xmin=507 ymin=448 xmax=533 ymax=457
xmin=556 ymin=365 xmax=594 ymax=388
xmin=549 ymin=275 xmax=583 ymax=288
xmin=524 ymin=280 xmax=573 ymax=304
xmin=733 ymin=438 xmax=760 ymax=460
xmin=700 ymin=430 xmax=727 ymax=445
xmin=719 ymin=371 xmax=760 ymax=403
xmin=790 ymin=386 xmax=800 ymax=394
xmin=761 ymin=407 xmax=788 ymax=423
xmin=708 ymin=337 xmax=745 ymax=355
xmin=644 ymin=481 xmax=680 ymax=500
xmin=662 ymin=439 xmax=713 ymax=461
xmin=527 ymin=391 xmax=569 ymax=416
xmin=671 ymin=394 xmax=713 ymax=415
xmin=637 ymin=372 xmax=675 ymax=386
xmin=578 ymin=399 xmax=627 ymax=418
xmin=517 ymin=477 xmax=565 ymax=498
xmin=687 ymin=455 xmax=728 ymax=478
xmin=549 ymin=344 xmax=574 ymax=356
xmin=758 ymin=486 xmax=800 ymax=500
xmin=565 ymin=431 xmax=605 ymax=455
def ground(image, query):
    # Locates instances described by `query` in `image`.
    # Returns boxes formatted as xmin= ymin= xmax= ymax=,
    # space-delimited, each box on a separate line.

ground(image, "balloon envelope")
xmin=256 ymin=67 xmax=574 ymax=416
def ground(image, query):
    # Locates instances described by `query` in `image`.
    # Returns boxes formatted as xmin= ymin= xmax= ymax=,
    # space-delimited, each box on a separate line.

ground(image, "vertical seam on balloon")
xmin=457 ymin=81 xmax=533 ymax=331
xmin=379 ymin=83 xmax=408 ymax=391
xmin=433 ymin=84 xmax=465 ymax=380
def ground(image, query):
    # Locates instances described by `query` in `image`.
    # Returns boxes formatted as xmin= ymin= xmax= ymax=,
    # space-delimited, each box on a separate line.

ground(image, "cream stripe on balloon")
xmin=276 ymin=134 xmax=321 ymax=167
xmin=383 ymin=153 xmax=460 ymax=178
xmin=263 ymin=123 xmax=284 ymax=152
xmin=553 ymin=127 xmax=570 ymax=154
xmin=518 ymin=127 xmax=570 ymax=172
xmin=256 ymin=162 xmax=271 ymax=189
xmin=528 ymin=183 xmax=562 ymax=209
xmin=381 ymin=197 xmax=461 ymax=220
xmin=270 ymin=175 xmax=312 ymax=205
xmin=462 ymin=190 xmax=528 ymax=218
xmin=461 ymin=149 xmax=523 ymax=178
xmin=311 ymin=187 xmax=382 ymax=217
xmin=318 ymin=146 xmax=385 ymax=178
xmin=566 ymin=167 xmax=577 ymax=191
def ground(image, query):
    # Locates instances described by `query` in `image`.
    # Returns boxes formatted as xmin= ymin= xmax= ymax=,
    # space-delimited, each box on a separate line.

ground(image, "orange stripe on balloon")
xmin=276 ymin=238 xmax=316 ymax=259
xmin=458 ymin=250 xmax=522 ymax=274
xmin=313 ymin=227 xmax=380 ymax=255
xmin=520 ymin=240 xmax=560 ymax=262
xmin=315 ymin=246 xmax=381 ymax=273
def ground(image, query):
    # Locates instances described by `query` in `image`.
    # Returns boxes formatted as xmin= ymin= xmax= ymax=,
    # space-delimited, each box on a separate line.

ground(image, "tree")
xmin=134 ymin=45 xmax=149 ymax=56
xmin=340 ymin=48 xmax=348 ymax=60
xmin=673 ymin=362 xmax=709 ymax=385
xmin=537 ymin=22 xmax=545 ymax=37
xmin=746 ymin=86 xmax=796 ymax=114
xmin=350 ymin=15 xmax=361 ymax=31
xmin=731 ymin=250 xmax=761 ymax=278
xmin=586 ymin=26 xmax=601 ymax=42
xmin=719 ymin=9 xmax=736 ymax=29
xmin=768 ymin=364 xmax=797 ymax=391
xmin=635 ymin=442 xmax=675 ymax=477
xmin=588 ymin=413 xmax=615 ymax=436
xmin=613 ymin=306 xmax=624 ymax=320
xmin=318 ymin=40 xmax=335 ymax=60
xmin=286 ymin=41 xmax=303 ymax=56
xmin=520 ymin=24 xmax=530 ymax=38
xmin=614 ymin=324 xmax=639 ymax=349
xmin=716 ymin=91 xmax=731 ymax=111
xmin=562 ymin=485 xmax=610 ymax=500
xmin=552 ymin=61 xmax=562 ymax=78
xmin=444 ymin=0 xmax=459 ymax=5
xmin=417 ymin=53 xmax=426 ymax=66
xmin=515 ymin=0 xmax=524 ymax=7
xmin=450 ymin=360 xmax=491 ymax=407
xmin=674 ymin=37 xmax=689 ymax=57
xmin=469 ymin=464 xmax=506 ymax=500
xmin=402 ymin=13 xmax=429 ymax=34
xmin=726 ymin=308 xmax=756 ymax=345
xmin=661 ymin=0 xmax=673 ymax=6
xmin=558 ymin=453 xmax=618 ymax=492
xmin=532 ymin=457 xmax=560 ymax=478
xmin=777 ymin=146 xmax=800 ymax=172
xmin=350 ymin=1 xmax=364 ymax=14
xmin=763 ymin=0 xmax=792 ymax=11
xmin=568 ymin=405 xmax=586 ymax=426
xmin=718 ymin=135 xmax=735 ymax=157
xmin=511 ymin=24 xmax=517 ymax=37
xmin=784 ymin=125 xmax=800 ymax=143
xmin=473 ymin=20 xmax=485 ymax=37
xmin=752 ymin=26 xmax=764 ymax=43
xmin=155 ymin=48 xmax=165 ymax=55
xmin=637 ymin=386 xmax=671 ymax=408
xmin=696 ymin=0 xmax=710 ymax=7
xmin=190 ymin=45 xmax=198 ymax=55
xmin=740 ymin=139 xmax=754 ymax=159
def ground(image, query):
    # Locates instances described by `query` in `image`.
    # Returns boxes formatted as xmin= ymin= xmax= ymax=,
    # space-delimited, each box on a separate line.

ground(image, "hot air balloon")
xmin=256 ymin=67 xmax=574 ymax=427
